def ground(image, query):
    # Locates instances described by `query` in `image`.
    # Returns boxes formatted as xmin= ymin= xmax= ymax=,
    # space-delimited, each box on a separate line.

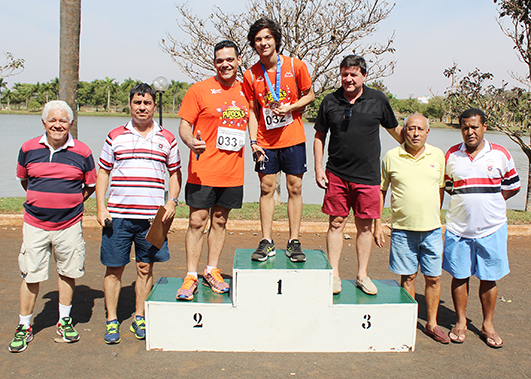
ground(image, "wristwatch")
xmin=168 ymin=197 xmax=179 ymax=206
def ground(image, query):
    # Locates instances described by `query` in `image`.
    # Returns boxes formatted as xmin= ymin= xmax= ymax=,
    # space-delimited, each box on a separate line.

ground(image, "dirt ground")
xmin=0 ymin=217 xmax=530 ymax=378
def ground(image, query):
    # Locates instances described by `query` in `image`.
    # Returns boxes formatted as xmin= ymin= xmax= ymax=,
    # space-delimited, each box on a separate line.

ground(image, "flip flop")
xmin=448 ymin=327 xmax=467 ymax=343
xmin=481 ymin=330 xmax=503 ymax=349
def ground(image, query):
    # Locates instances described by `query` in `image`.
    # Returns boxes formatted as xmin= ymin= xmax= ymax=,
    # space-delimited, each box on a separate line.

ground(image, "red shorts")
xmin=322 ymin=170 xmax=380 ymax=219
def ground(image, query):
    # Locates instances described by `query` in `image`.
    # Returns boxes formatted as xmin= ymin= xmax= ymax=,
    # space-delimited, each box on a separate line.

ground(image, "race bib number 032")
xmin=216 ymin=126 xmax=245 ymax=152
xmin=263 ymin=107 xmax=293 ymax=130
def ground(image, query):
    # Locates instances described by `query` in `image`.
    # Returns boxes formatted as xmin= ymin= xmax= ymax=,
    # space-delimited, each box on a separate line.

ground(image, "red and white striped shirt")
xmin=99 ymin=121 xmax=181 ymax=219
xmin=445 ymin=139 xmax=520 ymax=238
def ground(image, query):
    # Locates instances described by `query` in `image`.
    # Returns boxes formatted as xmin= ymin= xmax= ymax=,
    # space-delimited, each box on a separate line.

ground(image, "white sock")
xmin=59 ymin=303 xmax=72 ymax=320
xmin=187 ymin=272 xmax=198 ymax=279
xmin=19 ymin=314 xmax=32 ymax=328
xmin=206 ymin=265 xmax=216 ymax=274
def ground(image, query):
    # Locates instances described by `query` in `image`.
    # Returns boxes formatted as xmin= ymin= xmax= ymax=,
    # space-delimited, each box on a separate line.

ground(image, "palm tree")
xmin=0 ymin=78 xmax=7 ymax=109
xmin=103 ymin=77 xmax=117 ymax=111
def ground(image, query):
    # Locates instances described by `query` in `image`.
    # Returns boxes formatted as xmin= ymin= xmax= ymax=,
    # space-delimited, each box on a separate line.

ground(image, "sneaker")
xmin=333 ymin=276 xmax=342 ymax=295
xmin=104 ymin=319 xmax=121 ymax=344
xmin=251 ymin=239 xmax=276 ymax=262
xmin=203 ymin=268 xmax=229 ymax=294
xmin=176 ymin=275 xmax=199 ymax=301
xmin=130 ymin=316 xmax=146 ymax=340
xmin=56 ymin=317 xmax=80 ymax=343
xmin=8 ymin=325 xmax=33 ymax=353
xmin=356 ymin=276 xmax=378 ymax=295
xmin=286 ymin=239 xmax=306 ymax=262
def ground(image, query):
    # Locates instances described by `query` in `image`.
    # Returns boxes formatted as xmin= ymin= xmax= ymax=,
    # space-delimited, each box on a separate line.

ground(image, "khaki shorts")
xmin=19 ymin=222 xmax=86 ymax=283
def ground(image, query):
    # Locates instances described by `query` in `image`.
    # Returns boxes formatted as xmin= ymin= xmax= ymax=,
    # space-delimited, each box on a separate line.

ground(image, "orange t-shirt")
xmin=243 ymin=55 xmax=312 ymax=149
xmin=178 ymin=77 xmax=249 ymax=187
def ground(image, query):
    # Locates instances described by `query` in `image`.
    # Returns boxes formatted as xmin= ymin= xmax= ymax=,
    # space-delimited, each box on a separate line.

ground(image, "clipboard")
xmin=145 ymin=206 xmax=174 ymax=249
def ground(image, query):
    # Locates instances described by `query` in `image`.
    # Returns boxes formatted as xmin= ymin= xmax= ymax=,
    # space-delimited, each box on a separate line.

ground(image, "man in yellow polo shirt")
xmin=374 ymin=114 xmax=449 ymax=344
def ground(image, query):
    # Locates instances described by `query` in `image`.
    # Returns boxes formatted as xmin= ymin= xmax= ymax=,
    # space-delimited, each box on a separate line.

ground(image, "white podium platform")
xmin=145 ymin=249 xmax=417 ymax=352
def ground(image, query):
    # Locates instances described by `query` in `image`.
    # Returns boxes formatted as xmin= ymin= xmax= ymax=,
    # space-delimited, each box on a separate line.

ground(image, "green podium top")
xmin=233 ymin=249 xmax=332 ymax=270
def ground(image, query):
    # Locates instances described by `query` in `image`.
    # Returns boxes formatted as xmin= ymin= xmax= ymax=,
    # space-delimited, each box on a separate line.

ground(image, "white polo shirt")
xmin=445 ymin=139 xmax=520 ymax=238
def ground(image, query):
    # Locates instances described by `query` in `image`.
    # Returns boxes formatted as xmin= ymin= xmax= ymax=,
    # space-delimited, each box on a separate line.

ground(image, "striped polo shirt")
xmin=445 ymin=139 xmax=520 ymax=238
xmin=16 ymin=134 xmax=97 ymax=231
xmin=99 ymin=121 xmax=181 ymax=219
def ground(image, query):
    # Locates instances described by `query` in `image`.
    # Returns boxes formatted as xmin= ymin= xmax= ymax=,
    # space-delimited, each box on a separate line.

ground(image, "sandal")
xmin=481 ymin=330 xmax=503 ymax=349
xmin=448 ymin=327 xmax=467 ymax=343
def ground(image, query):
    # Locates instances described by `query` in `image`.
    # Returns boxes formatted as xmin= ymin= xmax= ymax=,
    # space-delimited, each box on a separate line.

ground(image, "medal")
xmin=261 ymin=55 xmax=282 ymax=109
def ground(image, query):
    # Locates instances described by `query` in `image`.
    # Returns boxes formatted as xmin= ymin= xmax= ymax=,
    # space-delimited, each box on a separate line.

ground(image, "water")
xmin=0 ymin=114 xmax=528 ymax=210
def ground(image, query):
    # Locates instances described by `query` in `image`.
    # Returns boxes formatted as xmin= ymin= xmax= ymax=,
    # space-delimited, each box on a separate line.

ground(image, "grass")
xmin=2 ymin=197 xmax=530 ymax=224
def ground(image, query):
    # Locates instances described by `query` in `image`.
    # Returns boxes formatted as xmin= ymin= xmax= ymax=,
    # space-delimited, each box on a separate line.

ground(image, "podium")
xmin=145 ymin=249 xmax=417 ymax=352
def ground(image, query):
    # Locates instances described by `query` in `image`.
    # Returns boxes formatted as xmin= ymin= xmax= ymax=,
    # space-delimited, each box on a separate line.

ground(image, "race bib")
xmin=216 ymin=126 xmax=245 ymax=152
xmin=263 ymin=107 xmax=293 ymax=130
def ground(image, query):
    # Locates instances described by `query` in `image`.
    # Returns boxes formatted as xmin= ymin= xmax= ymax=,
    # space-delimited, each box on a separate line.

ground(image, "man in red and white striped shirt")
xmin=443 ymin=108 xmax=520 ymax=348
xmin=96 ymin=83 xmax=181 ymax=344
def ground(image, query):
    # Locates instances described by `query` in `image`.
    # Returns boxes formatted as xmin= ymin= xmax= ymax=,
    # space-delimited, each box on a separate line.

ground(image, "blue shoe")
xmin=104 ymin=319 xmax=120 ymax=344
xmin=130 ymin=316 xmax=146 ymax=340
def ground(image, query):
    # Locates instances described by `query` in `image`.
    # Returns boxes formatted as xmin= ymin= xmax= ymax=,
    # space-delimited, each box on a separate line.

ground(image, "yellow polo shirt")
xmin=381 ymin=143 xmax=445 ymax=231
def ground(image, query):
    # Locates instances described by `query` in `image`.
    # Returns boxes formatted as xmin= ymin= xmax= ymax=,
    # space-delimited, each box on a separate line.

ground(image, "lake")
xmin=0 ymin=114 xmax=528 ymax=210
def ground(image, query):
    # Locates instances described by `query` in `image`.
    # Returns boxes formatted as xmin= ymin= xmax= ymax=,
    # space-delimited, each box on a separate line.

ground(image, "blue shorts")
xmin=100 ymin=218 xmax=170 ymax=267
xmin=442 ymin=223 xmax=509 ymax=281
xmin=255 ymin=142 xmax=307 ymax=175
xmin=389 ymin=228 xmax=443 ymax=277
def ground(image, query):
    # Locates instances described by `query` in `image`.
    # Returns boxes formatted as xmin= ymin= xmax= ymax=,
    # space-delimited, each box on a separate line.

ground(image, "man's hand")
xmin=373 ymin=221 xmax=386 ymax=248
xmin=191 ymin=130 xmax=206 ymax=156
xmin=251 ymin=143 xmax=266 ymax=162
xmin=97 ymin=208 xmax=112 ymax=228
xmin=162 ymin=200 xmax=177 ymax=223
xmin=315 ymin=167 xmax=328 ymax=189
xmin=272 ymin=104 xmax=291 ymax=117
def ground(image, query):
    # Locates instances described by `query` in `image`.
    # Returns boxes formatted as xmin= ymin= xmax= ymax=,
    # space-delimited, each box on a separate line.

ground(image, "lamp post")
xmin=152 ymin=76 xmax=169 ymax=126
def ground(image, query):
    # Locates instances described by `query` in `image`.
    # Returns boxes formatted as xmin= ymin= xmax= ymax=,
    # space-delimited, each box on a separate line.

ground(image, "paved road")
xmin=1 ymin=224 xmax=530 ymax=378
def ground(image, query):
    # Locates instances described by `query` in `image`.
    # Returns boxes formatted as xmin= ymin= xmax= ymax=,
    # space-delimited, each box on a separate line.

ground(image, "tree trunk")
xmin=59 ymin=0 xmax=81 ymax=138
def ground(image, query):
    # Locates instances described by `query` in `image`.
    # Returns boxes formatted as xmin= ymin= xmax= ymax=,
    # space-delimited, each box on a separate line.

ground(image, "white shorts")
xmin=19 ymin=222 xmax=86 ymax=283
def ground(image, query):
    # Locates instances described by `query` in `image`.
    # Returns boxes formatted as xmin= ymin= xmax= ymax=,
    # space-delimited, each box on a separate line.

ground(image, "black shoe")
xmin=251 ymin=239 xmax=276 ymax=261
xmin=286 ymin=239 xmax=306 ymax=262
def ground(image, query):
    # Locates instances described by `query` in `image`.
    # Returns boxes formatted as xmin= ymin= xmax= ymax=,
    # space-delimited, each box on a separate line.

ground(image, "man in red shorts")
xmin=314 ymin=55 xmax=402 ymax=295
xmin=176 ymin=40 xmax=249 ymax=300
xmin=243 ymin=18 xmax=315 ymax=262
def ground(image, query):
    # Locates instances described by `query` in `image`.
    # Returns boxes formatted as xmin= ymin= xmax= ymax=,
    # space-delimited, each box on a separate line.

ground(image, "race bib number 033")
xmin=216 ymin=126 xmax=245 ymax=152
xmin=263 ymin=107 xmax=293 ymax=130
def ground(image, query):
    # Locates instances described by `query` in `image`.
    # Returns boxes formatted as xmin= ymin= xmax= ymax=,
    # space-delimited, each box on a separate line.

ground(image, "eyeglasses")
xmin=343 ymin=105 xmax=353 ymax=120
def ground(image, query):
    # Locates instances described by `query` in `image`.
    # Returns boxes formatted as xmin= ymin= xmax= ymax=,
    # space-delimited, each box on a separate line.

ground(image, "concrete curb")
xmin=1 ymin=214 xmax=530 ymax=236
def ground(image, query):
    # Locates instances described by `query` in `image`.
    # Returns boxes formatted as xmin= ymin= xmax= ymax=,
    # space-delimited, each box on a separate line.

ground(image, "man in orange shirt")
xmin=176 ymin=40 xmax=249 ymax=300
xmin=243 ymin=18 xmax=315 ymax=262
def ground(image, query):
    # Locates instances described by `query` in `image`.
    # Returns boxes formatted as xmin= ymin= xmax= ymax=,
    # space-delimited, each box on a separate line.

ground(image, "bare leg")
xmin=57 ymin=274 xmax=75 ymax=307
xmin=355 ymin=217 xmax=374 ymax=279
xmin=424 ymin=275 xmax=442 ymax=331
xmin=206 ymin=205 xmax=231 ymax=267
xmin=286 ymin=173 xmax=303 ymax=241
xmin=185 ymin=207 xmax=210 ymax=272
xmin=258 ymin=173 xmax=277 ymax=241
xmin=401 ymin=273 xmax=417 ymax=299
xmin=479 ymin=280 xmax=501 ymax=343
xmin=451 ymin=277 xmax=469 ymax=332
xmin=19 ymin=281 xmax=39 ymax=316
xmin=103 ymin=266 xmax=125 ymax=321
xmin=135 ymin=261 xmax=154 ymax=317
xmin=326 ymin=215 xmax=348 ymax=277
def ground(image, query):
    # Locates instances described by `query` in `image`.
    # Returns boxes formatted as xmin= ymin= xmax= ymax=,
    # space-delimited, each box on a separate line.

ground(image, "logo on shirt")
xmin=263 ymin=89 xmax=288 ymax=104
xmin=484 ymin=159 xmax=495 ymax=174
xmin=284 ymin=71 xmax=294 ymax=78
xmin=217 ymin=101 xmax=249 ymax=128
xmin=211 ymin=89 xmax=222 ymax=94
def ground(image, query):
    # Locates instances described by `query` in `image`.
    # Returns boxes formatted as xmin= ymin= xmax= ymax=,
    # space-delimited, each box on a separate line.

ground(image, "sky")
xmin=0 ymin=0 xmax=526 ymax=99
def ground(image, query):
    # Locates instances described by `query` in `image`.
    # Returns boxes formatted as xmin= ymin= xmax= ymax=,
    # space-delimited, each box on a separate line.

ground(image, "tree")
xmin=0 ymin=52 xmax=24 ymax=78
xmin=59 ymin=0 xmax=81 ymax=138
xmin=0 ymin=78 xmax=7 ymax=109
xmin=103 ymin=77 xmax=118 ymax=111
xmin=161 ymin=0 xmax=396 ymax=96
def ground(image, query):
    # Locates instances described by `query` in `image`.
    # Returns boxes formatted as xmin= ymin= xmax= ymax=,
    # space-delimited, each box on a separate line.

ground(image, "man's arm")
xmin=162 ymin=169 xmax=182 ymax=223
xmin=248 ymin=98 xmax=266 ymax=161
xmin=502 ymin=188 xmax=519 ymax=200
xmin=20 ymin=179 xmax=28 ymax=191
xmin=83 ymin=186 xmax=95 ymax=201
xmin=386 ymin=124 xmax=404 ymax=144
xmin=373 ymin=189 xmax=387 ymax=248
xmin=313 ymin=130 xmax=328 ymax=189
xmin=439 ymin=188 xmax=445 ymax=209
xmin=273 ymin=87 xmax=315 ymax=117
xmin=179 ymin=119 xmax=205 ymax=156
xmin=96 ymin=168 xmax=111 ymax=227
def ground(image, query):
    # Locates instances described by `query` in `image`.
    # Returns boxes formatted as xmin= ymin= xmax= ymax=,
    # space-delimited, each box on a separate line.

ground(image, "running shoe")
xmin=202 ymin=268 xmax=229 ymax=294
xmin=130 ymin=315 xmax=146 ymax=340
xmin=8 ymin=324 xmax=33 ymax=353
xmin=56 ymin=317 xmax=80 ymax=343
xmin=176 ymin=275 xmax=198 ymax=301
xmin=285 ymin=239 xmax=306 ymax=262
xmin=104 ymin=319 xmax=121 ymax=344
xmin=251 ymin=239 xmax=276 ymax=261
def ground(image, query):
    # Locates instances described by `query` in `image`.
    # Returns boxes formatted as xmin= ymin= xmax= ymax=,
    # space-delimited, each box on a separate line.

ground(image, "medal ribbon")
xmin=260 ymin=55 xmax=281 ymax=103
